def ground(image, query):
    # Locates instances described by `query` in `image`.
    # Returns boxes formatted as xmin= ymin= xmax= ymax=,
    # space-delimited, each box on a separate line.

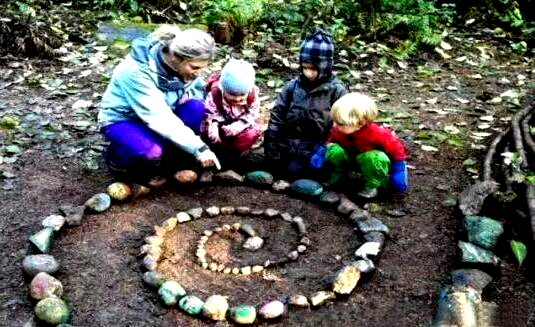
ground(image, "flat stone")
xmin=458 ymin=241 xmax=499 ymax=265
xmin=309 ymin=291 xmax=336 ymax=306
xmin=199 ymin=171 xmax=214 ymax=183
xmin=174 ymin=170 xmax=197 ymax=184
xmin=236 ymin=206 xmax=251 ymax=215
xmin=41 ymin=215 xmax=65 ymax=232
xmin=243 ymin=236 xmax=264 ymax=251
xmin=23 ymin=254 xmax=59 ymax=277
xmin=452 ymin=269 xmax=493 ymax=293
xmin=143 ymin=271 xmax=166 ymax=288
xmin=176 ymin=212 xmax=191 ymax=223
xmin=251 ymin=209 xmax=264 ymax=216
xmin=34 ymin=297 xmax=70 ymax=325
xmin=84 ymin=193 xmax=111 ymax=212
xmin=319 ymin=191 xmax=341 ymax=205
xmin=337 ymin=197 xmax=358 ymax=216
xmin=240 ymin=223 xmax=257 ymax=237
xmin=458 ymin=181 xmax=499 ymax=216
xmin=187 ymin=207 xmax=203 ymax=219
xmin=264 ymin=208 xmax=279 ymax=218
xmin=332 ymin=265 xmax=361 ymax=295
xmin=363 ymin=232 xmax=385 ymax=247
xmin=30 ymin=272 xmax=63 ymax=300
xmin=291 ymin=179 xmax=323 ymax=197
xmin=354 ymin=242 xmax=381 ymax=259
xmin=357 ymin=217 xmax=389 ymax=234
xmin=205 ymin=206 xmax=220 ymax=217
xmin=29 ymin=228 xmax=54 ymax=253
xmin=179 ymin=295 xmax=204 ymax=315
xmin=214 ymin=170 xmax=244 ymax=185
xmin=106 ymin=182 xmax=132 ymax=201
xmin=353 ymin=258 xmax=375 ymax=274
xmin=272 ymin=180 xmax=291 ymax=192
xmin=259 ymin=300 xmax=285 ymax=319
xmin=292 ymin=217 xmax=307 ymax=235
xmin=60 ymin=205 xmax=85 ymax=226
xmin=220 ymin=206 xmax=235 ymax=215
xmin=230 ymin=305 xmax=256 ymax=324
xmin=289 ymin=294 xmax=309 ymax=307
xmin=464 ymin=216 xmax=503 ymax=249
xmin=158 ymin=281 xmax=186 ymax=306
xmin=245 ymin=170 xmax=274 ymax=186
xmin=203 ymin=295 xmax=228 ymax=321
xmin=280 ymin=212 xmax=293 ymax=222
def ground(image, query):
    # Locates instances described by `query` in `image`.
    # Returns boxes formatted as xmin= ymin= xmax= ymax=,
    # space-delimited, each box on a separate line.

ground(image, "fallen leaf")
xmin=510 ymin=240 xmax=527 ymax=266
xmin=421 ymin=145 xmax=438 ymax=152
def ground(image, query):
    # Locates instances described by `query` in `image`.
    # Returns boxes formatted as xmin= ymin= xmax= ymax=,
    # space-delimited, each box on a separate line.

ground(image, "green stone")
xmin=464 ymin=216 xmax=503 ymax=249
xmin=230 ymin=305 xmax=257 ymax=324
xmin=158 ymin=281 xmax=186 ymax=306
xmin=245 ymin=171 xmax=274 ymax=186
xmin=29 ymin=228 xmax=54 ymax=253
xmin=458 ymin=241 xmax=499 ymax=265
xmin=142 ymin=271 xmax=165 ymax=288
xmin=291 ymin=179 xmax=323 ymax=197
xmin=34 ymin=297 xmax=70 ymax=325
xmin=179 ymin=295 xmax=204 ymax=315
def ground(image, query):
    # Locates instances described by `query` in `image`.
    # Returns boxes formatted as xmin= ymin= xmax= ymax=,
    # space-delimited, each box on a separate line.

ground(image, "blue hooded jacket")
xmin=98 ymin=38 xmax=207 ymax=156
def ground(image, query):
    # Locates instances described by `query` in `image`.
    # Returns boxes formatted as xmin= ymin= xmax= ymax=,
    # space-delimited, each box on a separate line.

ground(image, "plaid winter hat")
xmin=220 ymin=59 xmax=255 ymax=95
xmin=299 ymin=29 xmax=334 ymax=81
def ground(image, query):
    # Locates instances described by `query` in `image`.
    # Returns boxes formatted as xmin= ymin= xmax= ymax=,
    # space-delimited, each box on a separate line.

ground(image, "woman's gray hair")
xmin=150 ymin=25 xmax=215 ymax=61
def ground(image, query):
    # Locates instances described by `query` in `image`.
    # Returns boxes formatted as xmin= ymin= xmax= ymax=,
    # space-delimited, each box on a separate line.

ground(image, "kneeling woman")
xmin=98 ymin=26 xmax=220 ymax=182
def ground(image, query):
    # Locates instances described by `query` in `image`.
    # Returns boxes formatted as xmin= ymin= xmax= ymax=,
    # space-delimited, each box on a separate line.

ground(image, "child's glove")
xmin=389 ymin=161 xmax=408 ymax=193
xmin=310 ymin=145 xmax=327 ymax=169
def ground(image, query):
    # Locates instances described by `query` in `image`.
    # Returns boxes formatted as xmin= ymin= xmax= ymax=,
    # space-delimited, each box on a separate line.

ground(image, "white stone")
xmin=243 ymin=236 xmax=264 ymax=251
xmin=259 ymin=300 xmax=285 ymax=319
xmin=354 ymin=242 xmax=381 ymax=259
xmin=41 ymin=215 xmax=65 ymax=231
xmin=176 ymin=212 xmax=191 ymax=223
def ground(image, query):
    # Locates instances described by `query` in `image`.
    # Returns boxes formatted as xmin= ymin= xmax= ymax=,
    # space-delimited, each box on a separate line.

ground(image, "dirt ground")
xmin=0 ymin=31 xmax=534 ymax=327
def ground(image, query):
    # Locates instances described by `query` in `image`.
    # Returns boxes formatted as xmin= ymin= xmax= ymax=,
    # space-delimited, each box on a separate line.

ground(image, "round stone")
xmin=236 ymin=206 xmax=251 ymax=215
xmin=30 ymin=272 xmax=63 ymax=300
xmin=132 ymin=184 xmax=150 ymax=198
xmin=203 ymin=295 xmax=229 ymax=321
xmin=241 ymin=266 xmax=252 ymax=275
xmin=179 ymin=295 xmax=204 ymax=315
xmin=243 ymin=237 xmax=264 ymax=251
xmin=209 ymin=263 xmax=218 ymax=271
xmin=259 ymin=300 xmax=285 ymax=319
xmin=158 ymin=281 xmax=186 ymax=306
xmin=287 ymin=251 xmax=299 ymax=260
xmin=142 ymin=255 xmax=157 ymax=271
xmin=223 ymin=268 xmax=232 ymax=274
xmin=35 ymin=297 xmax=70 ymax=325
xmin=206 ymin=206 xmax=220 ymax=217
xmin=142 ymin=271 xmax=166 ymax=288
xmin=220 ymin=206 xmax=235 ymax=215
xmin=176 ymin=212 xmax=191 ymax=223
xmin=230 ymin=305 xmax=257 ymax=324
xmin=23 ymin=254 xmax=59 ymax=277
xmin=84 ymin=193 xmax=111 ymax=212
xmin=319 ymin=191 xmax=341 ymax=205
xmin=264 ymin=208 xmax=279 ymax=218
xmin=245 ymin=170 xmax=274 ymax=186
xmin=232 ymin=268 xmax=240 ymax=274
xmin=291 ymin=179 xmax=323 ymax=197
xmin=174 ymin=170 xmax=198 ymax=183
xmin=106 ymin=182 xmax=132 ymax=201
xmin=297 ymin=245 xmax=307 ymax=253
xmin=252 ymin=265 xmax=264 ymax=273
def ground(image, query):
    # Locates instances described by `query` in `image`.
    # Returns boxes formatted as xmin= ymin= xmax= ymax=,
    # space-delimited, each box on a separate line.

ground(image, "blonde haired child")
xmin=324 ymin=93 xmax=408 ymax=198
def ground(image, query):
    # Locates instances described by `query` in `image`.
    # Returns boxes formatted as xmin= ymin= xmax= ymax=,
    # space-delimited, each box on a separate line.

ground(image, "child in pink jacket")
xmin=201 ymin=59 xmax=262 ymax=164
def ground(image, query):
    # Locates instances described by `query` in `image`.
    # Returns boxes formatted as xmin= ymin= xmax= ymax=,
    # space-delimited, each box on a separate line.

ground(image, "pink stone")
xmin=29 ymin=272 xmax=63 ymax=300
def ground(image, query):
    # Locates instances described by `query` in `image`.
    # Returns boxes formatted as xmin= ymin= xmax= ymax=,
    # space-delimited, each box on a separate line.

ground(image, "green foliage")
xmin=200 ymin=0 xmax=264 ymax=32
xmin=510 ymin=240 xmax=527 ymax=266
xmin=73 ymin=0 xmax=139 ymax=16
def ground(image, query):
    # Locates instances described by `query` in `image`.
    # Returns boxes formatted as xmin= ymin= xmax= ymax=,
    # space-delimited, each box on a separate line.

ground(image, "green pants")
xmin=325 ymin=144 xmax=390 ymax=190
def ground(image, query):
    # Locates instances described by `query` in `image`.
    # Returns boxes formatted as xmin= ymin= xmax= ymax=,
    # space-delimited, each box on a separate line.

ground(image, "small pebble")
xmin=231 ymin=223 xmax=241 ymax=231
xmin=220 ymin=206 xmax=235 ymax=215
xmin=252 ymin=265 xmax=264 ymax=273
xmin=236 ymin=206 xmax=251 ymax=215
xmin=281 ymin=212 xmax=293 ymax=222
xmin=297 ymin=245 xmax=307 ymax=253
xmin=232 ymin=268 xmax=240 ymax=274
xmin=310 ymin=291 xmax=336 ymax=306
xmin=241 ymin=266 xmax=252 ymax=275
xmin=209 ymin=263 xmax=218 ymax=271
xmin=161 ymin=217 xmax=178 ymax=231
xmin=158 ymin=281 xmax=186 ymax=306
xmin=143 ymin=271 xmax=166 ymax=288
xmin=29 ymin=228 xmax=54 ymax=253
xmin=187 ymin=207 xmax=203 ymax=219
xmin=206 ymin=206 xmax=220 ymax=217
xmin=59 ymin=205 xmax=85 ymax=226
xmin=243 ymin=236 xmax=264 ymax=251
xmin=272 ymin=180 xmax=291 ymax=192
xmin=41 ymin=215 xmax=65 ymax=232
xmin=300 ymin=237 xmax=311 ymax=246
xmin=84 ymin=193 xmax=111 ymax=212
xmin=292 ymin=217 xmax=307 ymax=235
xmin=259 ymin=300 xmax=285 ymax=319
xmin=223 ymin=268 xmax=232 ymax=274
xmin=289 ymin=294 xmax=309 ymax=307
xmin=214 ymin=170 xmax=244 ymax=184
xmin=203 ymin=230 xmax=213 ymax=237
xmin=287 ymin=251 xmax=299 ymax=261
xmin=264 ymin=208 xmax=279 ymax=218
xmin=240 ymin=223 xmax=257 ymax=237
xmin=203 ymin=295 xmax=229 ymax=321
xmin=199 ymin=171 xmax=214 ymax=183
xmin=176 ymin=212 xmax=191 ymax=223
xmin=251 ymin=209 xmax=264 ymax=216
xmin=174 ymin=170 xmax=197 ymax=184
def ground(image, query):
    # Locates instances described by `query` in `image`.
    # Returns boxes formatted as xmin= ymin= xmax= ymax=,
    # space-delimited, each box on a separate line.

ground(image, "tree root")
xmin=511 ymin=106 xmax=531 ymax=170
xmin=521 ymin=112 xmax=535 ymax=163
xmin=483 ymin=130 xmax=508 ymax=182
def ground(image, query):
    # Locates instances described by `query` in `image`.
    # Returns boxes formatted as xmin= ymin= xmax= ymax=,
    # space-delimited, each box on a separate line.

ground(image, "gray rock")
xmin=332 ymin=265 xmax=361 ymax=294
xmin=458 ymin=181 xmax=499 ymax=216
xmin=23 ymin=254 xmax=59 ymax=277
xmin=353 ymin=259 xmax=375 ymax=274
xmin=214 ymin=170 xmax=244 ymax=185
xmin=264 ymin=208 xmax=279 ymax=218
xmin=243 ymin=236 xmax=264 ymax=251
xmin=337 ymin=197 xmax=357 ymax=216
xmin=29 ymin=228 xmax=54 ymax=253
xmin=458 ymin=241 xmax=499 ymax=265
xmin=281 ymin=212 xmax=293 ymax=222
xmin=357 ymin=217 xmax=389 ymax=234
xmin=464 ymin=216 xmax=503 ymax=249
xmin=319 ymin=191 xmax=341 ymax=206
xmin=60 ymin=205 xmax=85 ymax=226
xmin=300 ymin=237 xmax=311 ymax=246
xmin=287 ymin=251 xmax=299 ymax=260
xmin=272 ymin=180 xmax=291 ymax=192
xmin=205 ymin=206 xmax=220 ymax=217
xmin=142 ymin=255 xmax=157 ymax=271
xmin=354 ymin=242 xmax=381 ymax=259
xmin=220 ymin=206 xmax=235 ymax=215
xmin=143 ymin=271 xmax=166 ymax=288
xmin=363 ymin=232 xmax=385 ymax=247
xmin=348 ymin=207 xmax=369 ymax=224
xmin=236 ymin=206 xmax=251 ymax=215
xmin=292 ymin=217 xmax=307 ymax=235
xmin=85 ymin=193 xmax=112 ymax=212
xmin=452 ymin=269 xmax=493 ymax=293
xmin=41 ymin=215 xmax=65 ymax=231
xmin=30 ymin=272 xmax=63 ymax=300
xmin=199 ymin=171 xmax=214 ymax=183
xmin=187 ymin=207 xmax=203 ymax=219
xmin=251 ymin=209 xmax=264 ymax=216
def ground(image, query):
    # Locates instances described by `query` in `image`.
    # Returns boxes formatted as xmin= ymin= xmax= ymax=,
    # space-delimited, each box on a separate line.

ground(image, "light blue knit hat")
xmin=220 ymin=59 xmax=255 ymax=94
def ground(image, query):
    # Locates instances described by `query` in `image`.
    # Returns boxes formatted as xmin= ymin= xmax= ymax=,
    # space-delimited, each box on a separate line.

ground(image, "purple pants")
xmin=102 ymin=99 xmax=206 ymax=177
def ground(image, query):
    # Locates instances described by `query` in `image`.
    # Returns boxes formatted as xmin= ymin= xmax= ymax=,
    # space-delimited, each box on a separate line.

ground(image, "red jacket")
xmin=328 ymin=123 xmax=407 ymax=161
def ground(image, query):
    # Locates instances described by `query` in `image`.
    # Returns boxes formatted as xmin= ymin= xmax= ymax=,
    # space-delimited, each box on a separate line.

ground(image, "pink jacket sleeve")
xmin=201 ymin=92 xmax=225 ymax=145
xmin=220 ymin=86 xmax=260 ymax=137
